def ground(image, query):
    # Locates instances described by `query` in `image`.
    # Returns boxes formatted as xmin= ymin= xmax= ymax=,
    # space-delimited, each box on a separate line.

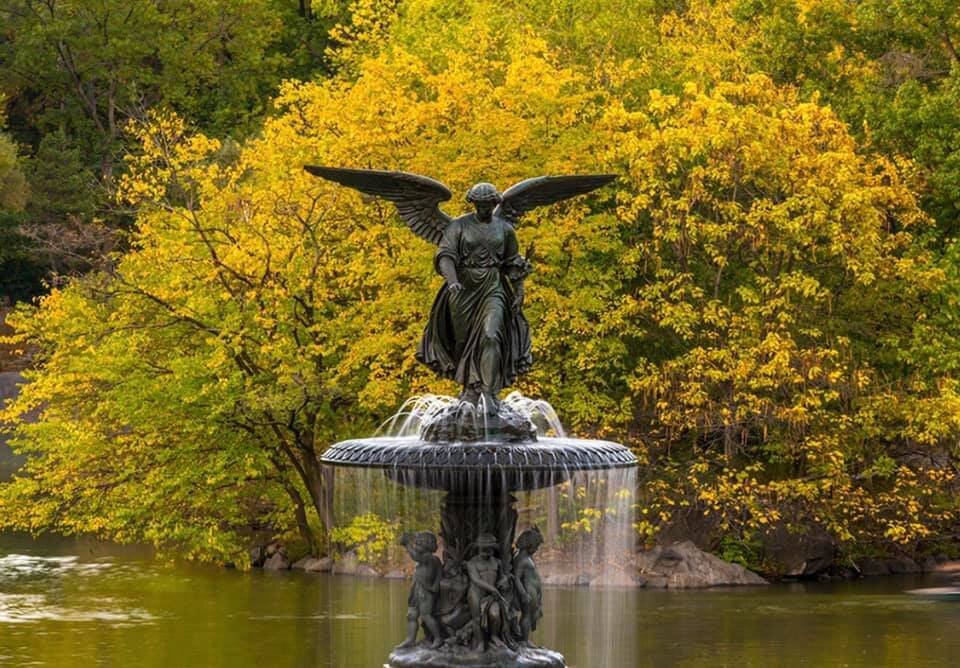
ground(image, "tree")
xmin=0 ymin=1 xmax=288 ymax=178
xmin=608 ymin=75 xmax=957 ymax=560
xmin=0 ymin=131 xmax=27 ymax=213
xmin=736 ymin=0 xmax=960 ymax=235
xmin=18 ymin=130 xmax=106 ymax=277
xmin=1 ymin=0 xmax=957 ymax=565
xmin=0 ymin=112 xmax=43 ymax=302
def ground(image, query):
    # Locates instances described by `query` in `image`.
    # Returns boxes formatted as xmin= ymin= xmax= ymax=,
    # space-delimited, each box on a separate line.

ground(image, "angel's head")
xmin=466 ymin=182 xmax=501 ymax=222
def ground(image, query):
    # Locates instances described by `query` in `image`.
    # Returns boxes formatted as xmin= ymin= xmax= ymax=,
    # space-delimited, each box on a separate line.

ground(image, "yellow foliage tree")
xmin=1 ymin=0 xmax=957 ymax=565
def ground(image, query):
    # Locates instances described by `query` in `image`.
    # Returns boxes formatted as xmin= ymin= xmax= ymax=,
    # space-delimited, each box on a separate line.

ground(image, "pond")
xmin=1 ymin=532 xmax=958 ymax=667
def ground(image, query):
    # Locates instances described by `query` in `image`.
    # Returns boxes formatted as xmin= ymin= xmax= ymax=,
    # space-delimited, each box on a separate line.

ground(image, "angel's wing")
xmin=496 ymin=174 xmax=617 ymax=225
xmin=304 ymin=166 xmax=453 ymax=245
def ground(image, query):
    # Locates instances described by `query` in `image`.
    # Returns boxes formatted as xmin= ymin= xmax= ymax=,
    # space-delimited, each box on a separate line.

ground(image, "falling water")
xmin=332 ymin=467 xmax=635 ymax=574
xmin=334 ymin=394 xmax=635 ymax=578
xmin=374 ymin=392 xmax=566 ymax=440
xmin=501 ymin=392 xmax=566 ymax=438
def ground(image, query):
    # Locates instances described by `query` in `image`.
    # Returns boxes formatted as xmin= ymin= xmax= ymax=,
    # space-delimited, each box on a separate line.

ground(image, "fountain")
xmin=307 ymin=166 xmax=638 ymax=667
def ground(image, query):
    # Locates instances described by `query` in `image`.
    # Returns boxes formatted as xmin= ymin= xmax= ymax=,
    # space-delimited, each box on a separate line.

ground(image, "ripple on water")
xmin=0 ymin=554 xmax=112 ymax=581
xmin=248 ymin=613 xmax=368 ymax=621
xmin=0 ymin=593 xmax=157 ymax=625
xmin=0 ymin=554 xmax=157 ymax=626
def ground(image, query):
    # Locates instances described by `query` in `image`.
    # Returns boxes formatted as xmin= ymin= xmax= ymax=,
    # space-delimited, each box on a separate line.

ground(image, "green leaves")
xmin=2 ymin=0 xmax=959 ymax=563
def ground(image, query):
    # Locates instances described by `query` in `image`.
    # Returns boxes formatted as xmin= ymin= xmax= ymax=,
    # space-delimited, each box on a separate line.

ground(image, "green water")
xmin=1 ymin=533 xmax=959 ymax=667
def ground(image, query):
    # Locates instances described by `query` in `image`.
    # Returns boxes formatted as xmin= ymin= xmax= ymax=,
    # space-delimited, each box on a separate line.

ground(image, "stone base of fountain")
xmin=421 ymin=400 xmax=537 ymax=443
xmin=388 ymin=643 xmax=565 ymax=668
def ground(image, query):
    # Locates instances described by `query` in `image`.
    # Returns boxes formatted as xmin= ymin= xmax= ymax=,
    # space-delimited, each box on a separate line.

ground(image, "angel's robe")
xmin=416 ymin=212 xmax=532 ymax=394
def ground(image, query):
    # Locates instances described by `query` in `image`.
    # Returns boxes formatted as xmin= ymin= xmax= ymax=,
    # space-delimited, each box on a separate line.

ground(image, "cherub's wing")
xmin=304 ymin=166 xmax=453 ymax=245
xmin=496 ymin=174 xmax=617 ymax=225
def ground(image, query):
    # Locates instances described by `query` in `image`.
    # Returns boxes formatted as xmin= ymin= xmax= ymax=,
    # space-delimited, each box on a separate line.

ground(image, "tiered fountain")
xmin=307 ymin=165 xmax=637 ymax=668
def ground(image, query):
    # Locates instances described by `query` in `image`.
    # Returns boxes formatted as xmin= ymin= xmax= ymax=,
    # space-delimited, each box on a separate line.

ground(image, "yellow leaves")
xmin=117 ymin=109 xmax=224 ymax=208
xmin=330 ymin=512 xmax=399 ymax=565
xmin=326 ymin=0 xmax=400 ymax=70
xmin=647 ymin=89 xmax=679 ymax=116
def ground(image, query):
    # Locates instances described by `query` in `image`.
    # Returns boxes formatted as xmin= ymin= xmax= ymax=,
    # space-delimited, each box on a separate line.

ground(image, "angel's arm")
xmin=434 ymin=220 xmax=462 ymax=291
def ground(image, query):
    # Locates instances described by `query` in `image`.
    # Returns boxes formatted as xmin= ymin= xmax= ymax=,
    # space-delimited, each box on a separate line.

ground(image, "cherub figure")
xmin=398 ymin=531 xmax=444 ymax=649
xmin=512 ymin=526 xmax=544 ymax=645
xmin=466 ymin=533 xmax=513 ymax=651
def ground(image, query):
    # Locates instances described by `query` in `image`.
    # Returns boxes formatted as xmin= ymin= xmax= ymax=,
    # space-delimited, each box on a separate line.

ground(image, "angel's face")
xmin=474 ymin=200 xmax=495 ymax=222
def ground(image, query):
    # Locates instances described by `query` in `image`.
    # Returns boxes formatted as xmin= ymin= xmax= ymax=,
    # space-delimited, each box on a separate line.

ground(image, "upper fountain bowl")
xmin=319 ymin=435 xmax=638 ymax=492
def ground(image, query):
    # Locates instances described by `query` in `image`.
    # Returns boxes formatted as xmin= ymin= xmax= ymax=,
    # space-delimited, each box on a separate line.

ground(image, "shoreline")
xmin=254 ymin=541 xmax=960 ymax=590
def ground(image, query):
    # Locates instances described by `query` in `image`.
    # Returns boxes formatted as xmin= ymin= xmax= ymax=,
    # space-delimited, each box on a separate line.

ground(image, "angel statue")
xmin=304 ymin=166 xmax=614 ymax=437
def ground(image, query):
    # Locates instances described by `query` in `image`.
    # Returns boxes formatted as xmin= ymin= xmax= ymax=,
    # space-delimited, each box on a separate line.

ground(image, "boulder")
xmin=854 ymin=555 xmax=922 ymax=576
xmin=291 ymin=556 xmax=334 ymax=572
xmin=887 ymin=556 xmax=920 ymax=575
xmin=636 ymin=541 xmax=768 ymax=588
xmin=332 ymin=551 xmax=360 ymax=576
xmin=762 ymin=523 xmax=837 ymax=577
xmin=263 ymin=552 xmax=291 ymax=570
xmin=248 ymin=546 xmax=267 ymax=568
xmin=856 ymin=557 xmax=890 ymax=577
xmin=590 ymin=570 xmax=640 ymax=588
xmin=356 ymin=565 xmax=380 ymax=577
xmin=541 ymin=572 xmax=591 ymax=587
xmin=311 ymin=557 xmax=335 ymax=573
xmin=384 ymin=569 xmax=408 ymax=579
xmin=934 ymin=560 xmax=960 ymax=573
xmin=652 ymin=506 xmax=718 ymax=551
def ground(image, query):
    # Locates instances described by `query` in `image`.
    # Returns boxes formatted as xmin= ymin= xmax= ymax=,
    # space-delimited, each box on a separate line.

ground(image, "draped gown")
xmin=416 ymin=213 xmax=532 ymax=395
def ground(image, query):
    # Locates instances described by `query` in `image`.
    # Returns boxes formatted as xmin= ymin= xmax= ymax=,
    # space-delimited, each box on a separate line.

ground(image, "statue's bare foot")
xmin=396 ymin=638 xmax=416 ymax=650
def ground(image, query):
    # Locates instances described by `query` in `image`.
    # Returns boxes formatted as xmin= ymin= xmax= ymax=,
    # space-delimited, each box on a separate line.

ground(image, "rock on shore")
xmin=292 ymin=556 xmax=333 ymax=572
xmin=636 ymin=540 xmax=768 ymax=588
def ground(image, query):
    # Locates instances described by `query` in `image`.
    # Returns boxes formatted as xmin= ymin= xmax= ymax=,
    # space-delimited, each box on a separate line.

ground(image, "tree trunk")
xmin=300 ymin=453 xmax=335 ymax=542
xmin=283 ymin=482 xmax=318 ymax=555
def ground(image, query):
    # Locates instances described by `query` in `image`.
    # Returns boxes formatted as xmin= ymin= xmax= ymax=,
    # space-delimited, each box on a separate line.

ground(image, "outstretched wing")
xmin=304 ymin=166 xmax=453 ymax=245
xmin=496 ymin=174 xmax=617 ymax=225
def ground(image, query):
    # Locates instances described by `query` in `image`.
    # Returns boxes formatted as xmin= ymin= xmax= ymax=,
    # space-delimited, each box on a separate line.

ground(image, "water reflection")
xmin=1 ymin=533 xmax=959 ymax=667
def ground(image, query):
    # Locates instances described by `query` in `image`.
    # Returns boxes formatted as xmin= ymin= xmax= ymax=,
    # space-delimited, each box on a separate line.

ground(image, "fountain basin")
xmin=388 ymin=644 xmax=566 ymax=668
xmin=320 ymin=436 xmax=638 ymax=492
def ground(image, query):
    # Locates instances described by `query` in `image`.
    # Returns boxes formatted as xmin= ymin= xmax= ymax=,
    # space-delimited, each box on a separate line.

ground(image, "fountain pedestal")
xmin=386 ymin=492 xmax=564 ymax=668
xmin=322 ymin=426 xmax=637 ymax=667
xmin=388 ymin=643 xmax=566 ymax=668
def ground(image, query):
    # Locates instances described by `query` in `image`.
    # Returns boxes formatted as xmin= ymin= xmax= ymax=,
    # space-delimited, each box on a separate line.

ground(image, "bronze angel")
xmin=304 ymin=166 xmax=615 ymax=415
